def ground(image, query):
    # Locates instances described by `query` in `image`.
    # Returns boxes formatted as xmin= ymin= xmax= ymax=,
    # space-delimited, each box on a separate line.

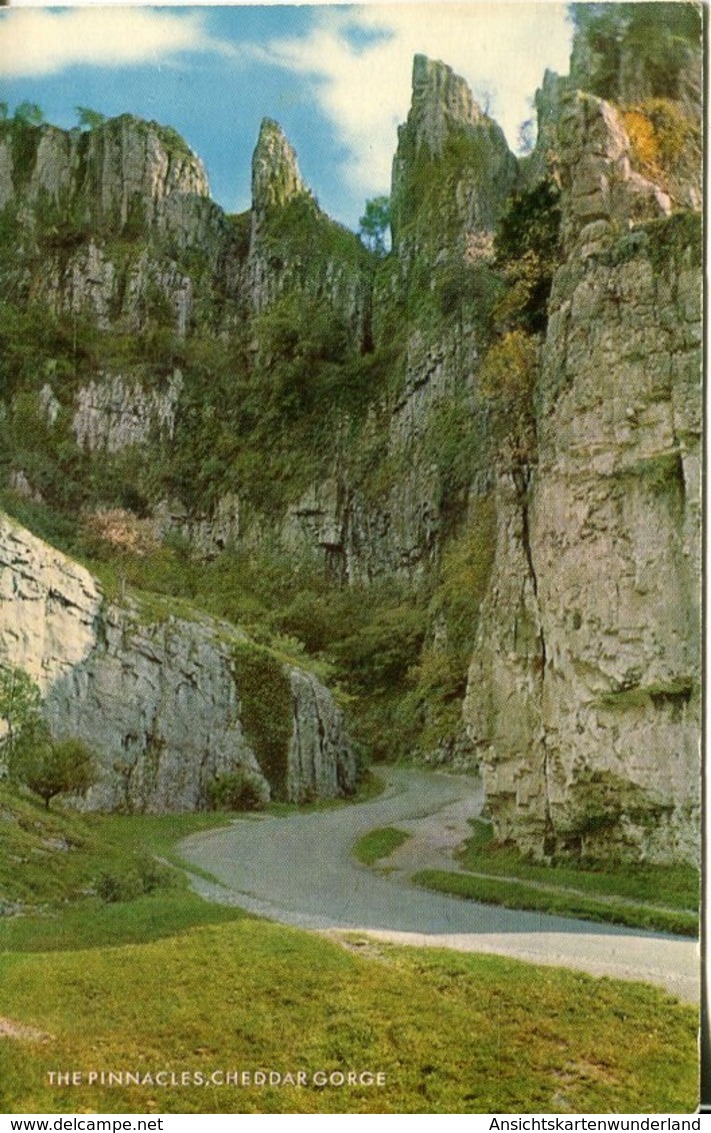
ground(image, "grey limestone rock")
xmin=464 ymin=85 xmax=701 ymax=864
xmin=0 ymin=513 xmax=356 ymax=811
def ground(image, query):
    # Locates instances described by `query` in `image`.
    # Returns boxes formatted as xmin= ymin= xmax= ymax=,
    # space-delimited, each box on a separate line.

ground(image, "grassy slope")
xmin=0 ymin=785 xmax=245 ymax=950
xmin=0 ymin=920 xmax=698 ymax=1114
xmin=411 ymin=820 xmax=699 ymax=937
xmin=0 ymin=788 xmax=700 ymax=1113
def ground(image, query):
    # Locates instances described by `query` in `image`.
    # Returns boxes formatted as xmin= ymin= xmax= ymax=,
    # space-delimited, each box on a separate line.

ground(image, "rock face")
xmin=251 ymin=118 xmax=309 ymax=223
xmin=0 ymin=513 xmax=356 ymax=809
xmin=72 ymin=371 xmax=182 ymax=453
xmin=0 ymin=514 xmax=101 ymax=699
xmin=246 ymin=118 xmax=372 ymax=348
xmin=464 ymin=78 xmax=701 ymax=865
xmin=278 ymin=55 xmax=516 ymax=585
xmin=0 ymin=114 xmax=243 ymax=333
xmin=392 ymin=54 xmax=518 ymax=267
xmin=0 ymin=28 xmax=701 ymax=859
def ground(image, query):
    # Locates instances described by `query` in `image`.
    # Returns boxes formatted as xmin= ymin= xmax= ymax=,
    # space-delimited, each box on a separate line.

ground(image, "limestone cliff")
xmin=246 ymin=117 xmax=372 ymax=349
xmin=0 ymin=513 xmax=356 ymax=809
xmin=0 ymin=24 xmax=701 ymax=859
xmin=464 ymin=55 xmax=701 ymax=865
xmin=282 ymin=55 xmax=516 ymax=584
xmin=0 ymin=113 xmax=244 ymax=333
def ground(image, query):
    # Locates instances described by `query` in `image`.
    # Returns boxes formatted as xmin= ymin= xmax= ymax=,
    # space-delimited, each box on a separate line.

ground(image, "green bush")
xmin=493 ymin=179 xmax=561 ymax=335
xmin=332 ymin=602 xmax=427 ymax=697
xmin=206 ymin=767 xmax=269 ymax=812
xmin=478 ymin=329 xmax=539 ymax=464
xmin=7 ymin=723 xmax=96 ymax=810
xmin=230 ymin=645 xmax=292 ymax=798
xmin=96 ymin=856 xmax=175 ymax=903
xmin=571 ymin=3 xmax=702 ymax=103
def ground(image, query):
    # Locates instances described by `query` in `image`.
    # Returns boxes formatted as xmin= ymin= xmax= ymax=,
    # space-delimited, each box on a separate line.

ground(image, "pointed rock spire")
xmin=409 ymin=54 xmax=487 ymax=155
xmin=251 ymin=118 xmax=309 ymax=216
xmin=391 ymin=55 xmax=516 ymax=256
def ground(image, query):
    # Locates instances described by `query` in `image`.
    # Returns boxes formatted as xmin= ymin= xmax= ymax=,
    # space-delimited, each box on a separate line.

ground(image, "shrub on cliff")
xmin=8 ymin=721 xmax=96 ymax=809
xmin=230 ymin=644 xmax=292 ymax=799
xmin=479 ymin=329 xmax=539 ymax=466
xmin=206 ymin=768 xmax=269 ymax=812
xmin=493 ymin=179 xmax=561 ymax=335
xmin=0 ymin=665 xmax=41 ymax=758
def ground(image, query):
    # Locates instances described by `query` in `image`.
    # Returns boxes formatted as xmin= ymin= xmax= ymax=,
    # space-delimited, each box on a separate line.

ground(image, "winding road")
xmin=179 ymin=767 xmax=698 ymax=1004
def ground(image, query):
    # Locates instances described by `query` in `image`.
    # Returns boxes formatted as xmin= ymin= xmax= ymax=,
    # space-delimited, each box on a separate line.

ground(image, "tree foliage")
xmin=8 ymin=722 xmax=95 ymax=809
xmin=13 ymin=101 xmax=44 ymax=126
xmin=76 ymin=106 xmax=106 ymax=130
xmin=206 ymin=767 xmax=269 ymax=812
xmin=359 ymin=196 xmax=391 ymax=256
xmin=569 ymin=3 xmax=702 ymax=101
xmin=479 ymin=329 xmax=539 ymax=467
xmin=0 ymin=666 xmax=41 ymax=754
xmin=493 ymin=179 xmax=562 ymax=335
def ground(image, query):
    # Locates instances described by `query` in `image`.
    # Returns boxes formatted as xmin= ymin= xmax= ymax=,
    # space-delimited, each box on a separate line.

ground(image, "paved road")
xmin=179 ymin=767 xmax=699 ymax=1003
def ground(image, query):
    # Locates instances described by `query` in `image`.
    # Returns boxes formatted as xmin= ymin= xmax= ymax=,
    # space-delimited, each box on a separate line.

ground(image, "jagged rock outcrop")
xmin=0 ymin=513 xmax=356 ymax=809
xmin=279 ymin=56 xmax=514 ymax=584
xmin=391 ymin=54 xmax=518 ymax=268
xmin=250 ymin=118 xmax=309 ymax=226
xmin=0 ymin=114 xmax=243 ymax=332
xmin=556 ymin=91 xmax=671 ymax=255
xmin=0 ymin=115 xmax=214 ymax=242
xmin=0 ymin=28 xmax=701 ymax=860
xmin=72 ymin=370 xmax=182 ymax=453
xmin=0 ymin=513 xmax=101 ymax=699
xmin=464 ymin=72 xmax=701 ymax=865
xmin=246 ymin=117 xmax=372 ymax=348
xmin=154 ymin=493 xmax=240 ymax=561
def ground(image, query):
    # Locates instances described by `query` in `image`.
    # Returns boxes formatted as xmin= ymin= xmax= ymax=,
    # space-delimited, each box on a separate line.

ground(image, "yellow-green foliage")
xmin=479 ymin=329 xmax=538 ymax=406
xmin=621 ymin=99 xmax=701 ymax=190
xmin=479 ymin=329 xmax=539 ymax=463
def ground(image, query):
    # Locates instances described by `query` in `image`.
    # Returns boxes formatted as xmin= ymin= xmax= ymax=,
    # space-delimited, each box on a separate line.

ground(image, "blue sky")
xmin=0 ymin=4 xmax=574 ymax=230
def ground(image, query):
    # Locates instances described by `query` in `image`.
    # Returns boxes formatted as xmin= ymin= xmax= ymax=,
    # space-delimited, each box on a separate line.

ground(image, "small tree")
xmin=13 ymin=101 xmax=44 ymax=126
xmin=0 ymin=666 xmax=41 ymax=756
xmin=359 ymin=196 xmax=391 ymax=256
xmin=9 ymin=722 xmax=95 ymax=809
xmin=76 ymin=106 xmax=106 ymax=130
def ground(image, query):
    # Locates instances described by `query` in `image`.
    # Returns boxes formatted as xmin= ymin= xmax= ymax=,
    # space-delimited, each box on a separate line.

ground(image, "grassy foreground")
xmin=412 ymin=820 xmax=699 ymax=937
xmin=0 ymin=919 xmax=698 ymax=1114
xmin=0 ymin=790 xmax=700 ymax=1114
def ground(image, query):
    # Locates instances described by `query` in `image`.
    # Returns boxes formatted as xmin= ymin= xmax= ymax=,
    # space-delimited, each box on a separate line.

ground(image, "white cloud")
xmin=0 ymin=8 xmax=232 ymax=78
xmin=262 ymin=3 xmax=573 ymax=199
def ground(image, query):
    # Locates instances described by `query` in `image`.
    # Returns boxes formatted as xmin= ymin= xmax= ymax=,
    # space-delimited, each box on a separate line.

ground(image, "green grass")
xmin=353 ymin=826 xmax=410 ymax=866
xmin=411 ymin=820 xmax=699 ymax=936
xmin=412 ymin=870 xmax=698 ymax=937
xmin=0 ymin=920 xmax=698 ymax=1114
xmin=0 ymin=784 xmax=245 ymax=951
xmin=0 ymin=791 xmax=699 ymax=1113
xmin=460 ymin=820 xmax=699 ymax=910
xmin=0 ymin=891 xmax=246 ymax=954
